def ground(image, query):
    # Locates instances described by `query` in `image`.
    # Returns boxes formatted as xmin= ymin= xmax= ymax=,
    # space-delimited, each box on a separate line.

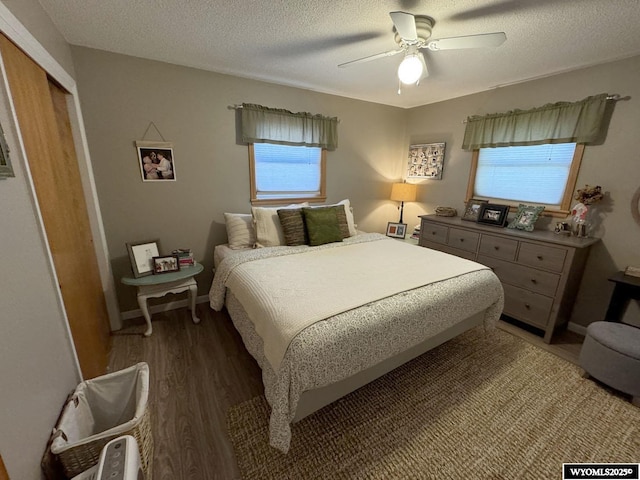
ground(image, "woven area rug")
xmin=227 ymin=327 xmax=639 ymax=479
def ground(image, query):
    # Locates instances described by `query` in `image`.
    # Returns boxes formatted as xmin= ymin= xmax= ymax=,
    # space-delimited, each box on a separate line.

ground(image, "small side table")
xmin=122 ymin=262 xmax=204 ymax=336
xmin=604 ymin=271 xmax=640 ymax=322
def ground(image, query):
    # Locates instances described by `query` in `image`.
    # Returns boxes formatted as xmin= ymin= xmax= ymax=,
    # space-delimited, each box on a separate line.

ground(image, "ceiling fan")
xmin=338 ymin=11 xmax=506 ymax=93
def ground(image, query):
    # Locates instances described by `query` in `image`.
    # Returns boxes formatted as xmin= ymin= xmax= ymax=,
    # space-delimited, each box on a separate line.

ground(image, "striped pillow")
xmin=224 ymin=213 xmax=256 ymax=250
xmin=277 ymin=209 xmax=308 ymax=246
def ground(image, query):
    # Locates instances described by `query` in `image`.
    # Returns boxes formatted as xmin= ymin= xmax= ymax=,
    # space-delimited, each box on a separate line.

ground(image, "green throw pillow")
xmin=302 ymin=207 xmax=343 ymax=246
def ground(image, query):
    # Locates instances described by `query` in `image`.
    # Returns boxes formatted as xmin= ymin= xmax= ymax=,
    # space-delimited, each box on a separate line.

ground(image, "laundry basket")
xmin=50 ymin=362 xmax=153 ymax=479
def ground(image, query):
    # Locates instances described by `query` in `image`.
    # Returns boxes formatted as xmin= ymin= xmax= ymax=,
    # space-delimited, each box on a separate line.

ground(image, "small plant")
xmin=574 ymin=185 xmax=603 ymax=206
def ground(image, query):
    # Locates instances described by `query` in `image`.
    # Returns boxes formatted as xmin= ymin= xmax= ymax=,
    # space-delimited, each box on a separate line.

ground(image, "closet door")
xmin=0 ymin=34 xmax=111 ymax=379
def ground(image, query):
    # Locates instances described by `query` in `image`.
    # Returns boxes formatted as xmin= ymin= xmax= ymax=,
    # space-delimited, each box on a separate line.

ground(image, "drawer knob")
xmin=525 ymin=303 xmax=531 ymax=310
xmin=531 ymin=279 xmax=537 ymax=284
xmin=494 ymin=246 xmax=499 ymax=250
xmin=459 ymin=238 xmax=464 ymax=242
xmin=431 ymin=231 xmax=436 ymax=235
xmin=537 ymin=255 xmax=543 ymax=260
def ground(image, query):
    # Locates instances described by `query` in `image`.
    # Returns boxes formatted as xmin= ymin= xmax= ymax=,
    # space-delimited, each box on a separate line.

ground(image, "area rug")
xmin=227 ymin=327 xmax=639 ymax=479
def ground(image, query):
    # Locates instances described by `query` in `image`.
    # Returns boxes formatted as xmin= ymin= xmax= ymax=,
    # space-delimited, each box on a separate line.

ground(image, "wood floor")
xmin=109 ymin=305 xmax=584 ymax=480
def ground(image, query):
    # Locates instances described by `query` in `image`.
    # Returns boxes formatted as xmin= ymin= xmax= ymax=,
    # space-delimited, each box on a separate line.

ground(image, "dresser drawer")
xmin=478 ymin=234 xmax=517 ymax=261
xmin=478 ymin=255 xmax=560 ymax=297
xmin=517 ymin=242 xmax=566 ymax=273
xmin=420 ymin=222 xmax=448 ymax=245
xmin=502 ymin=283 xmax=553 ymax=329
xmin=447 ymin=228 xmax=479 ymax=253
xmin=420 ymin=240 xmax=476 ymax=261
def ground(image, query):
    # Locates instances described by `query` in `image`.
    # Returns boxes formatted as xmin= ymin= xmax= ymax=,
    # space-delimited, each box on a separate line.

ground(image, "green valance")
xmin=241 ymin=103 xmax=338 ymax=150
xmin=462 ymin=93 xmax=609 ymax=150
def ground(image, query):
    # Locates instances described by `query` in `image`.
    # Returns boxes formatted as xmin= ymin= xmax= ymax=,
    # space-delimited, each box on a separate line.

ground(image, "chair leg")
xmin=580 ymin=369 xmax=590 ymax=379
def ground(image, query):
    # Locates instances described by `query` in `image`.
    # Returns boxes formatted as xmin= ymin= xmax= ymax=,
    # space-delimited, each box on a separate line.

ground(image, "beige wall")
xmin=406 ymin=55 xmax=640 ymax=327
xmin=71 ymin=46 xmax=408 ymax=312
xmin=0 ymin=2 xmax=81 ymax=478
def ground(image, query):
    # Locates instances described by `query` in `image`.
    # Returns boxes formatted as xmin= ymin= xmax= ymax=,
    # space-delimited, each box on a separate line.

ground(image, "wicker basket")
xmin=50 ymin=363 xmax=153 ymax=478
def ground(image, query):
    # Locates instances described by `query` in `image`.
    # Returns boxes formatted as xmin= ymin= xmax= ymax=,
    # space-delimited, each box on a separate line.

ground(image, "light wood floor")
xmin=109 ymin=305 xmax=584 ymax=479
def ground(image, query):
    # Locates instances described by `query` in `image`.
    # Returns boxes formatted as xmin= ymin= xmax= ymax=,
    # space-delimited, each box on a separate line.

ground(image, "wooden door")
xmin=0 ymin=34 xmax=111 ymax=379
xmin=0 ymin=453 xmax=8 ymax=480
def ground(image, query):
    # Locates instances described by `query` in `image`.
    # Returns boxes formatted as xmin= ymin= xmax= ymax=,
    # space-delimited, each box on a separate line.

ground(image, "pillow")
xmin=252 ymin=203 xmax=309 ymax=247
xmin=277 ymin=208 xmax=308 ymax=246
xmin=310 ymin=206 xmax=349 ymax=239
xmin=224 ymin=213 xmax=256 ymax=250
xmin=302 ymin=207 xmax=343 ymax=246
xmin=507 ymin=204 xmax=545 ymax=232
xmin=334 ymin=199 xmax=357 ymax=236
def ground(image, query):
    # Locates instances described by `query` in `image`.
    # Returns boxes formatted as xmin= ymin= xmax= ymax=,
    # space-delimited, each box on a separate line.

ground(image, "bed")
xmin=209 ymin=215 xmax=504 ymax=452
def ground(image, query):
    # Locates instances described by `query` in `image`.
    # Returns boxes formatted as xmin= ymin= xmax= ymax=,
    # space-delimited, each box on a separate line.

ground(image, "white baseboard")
xmin=120 ymin=294 xmax=210 ymax=321
xmin=567 ymin=321 xmax=587 ymax=336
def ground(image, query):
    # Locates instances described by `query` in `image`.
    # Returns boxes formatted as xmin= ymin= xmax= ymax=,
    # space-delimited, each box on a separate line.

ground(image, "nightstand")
xmin=122 ymin=262 xmax=204 ymax=336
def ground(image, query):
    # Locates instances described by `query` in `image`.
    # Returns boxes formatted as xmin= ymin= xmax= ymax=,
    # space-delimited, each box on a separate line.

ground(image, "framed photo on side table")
xmin=386 ymin=222 xmax=407 ymax=238
xmin=126 ymin=239 xmax=160 ymax=278
xmin=152 ymin=255 xmax=180 ymax=274
xmin=462 ymin=199 xmax=488 ymax=222
xmin=477 ymin=204 xmax=510 ymax=227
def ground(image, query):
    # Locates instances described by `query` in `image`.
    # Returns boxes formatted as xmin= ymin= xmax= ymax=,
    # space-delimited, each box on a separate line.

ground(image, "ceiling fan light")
xmin=397 ymin=54 xmax=423 ymax=84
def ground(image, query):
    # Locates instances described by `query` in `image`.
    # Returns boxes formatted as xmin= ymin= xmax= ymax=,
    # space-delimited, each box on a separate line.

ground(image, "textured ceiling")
xmin=38 ymin=0 xmax=640 ymax=108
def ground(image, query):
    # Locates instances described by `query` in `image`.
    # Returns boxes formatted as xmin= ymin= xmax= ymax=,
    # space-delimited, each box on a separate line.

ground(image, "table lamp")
xmin=390 ymin=181 xmax=417 ymax=223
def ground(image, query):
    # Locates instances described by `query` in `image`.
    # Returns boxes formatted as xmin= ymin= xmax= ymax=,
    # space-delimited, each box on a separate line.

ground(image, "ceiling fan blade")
xmin=389 ymin=11 xmax=418 ymax=42
xmin=338 ymin=48 xmax=403 ymax=68
xmin=426 ymin=32 xmax=506 ymax=51
xmin=418 ymin=52 xmax=429 ymax=79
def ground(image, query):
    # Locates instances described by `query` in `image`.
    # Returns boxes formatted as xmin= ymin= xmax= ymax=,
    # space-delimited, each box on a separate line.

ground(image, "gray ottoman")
xmin=579 ymin=321 xmax=640 ymax=406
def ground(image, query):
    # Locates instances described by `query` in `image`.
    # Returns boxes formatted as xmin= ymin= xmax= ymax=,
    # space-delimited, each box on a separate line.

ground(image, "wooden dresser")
xmin=419 ymin=215 xmax=599 ymax=342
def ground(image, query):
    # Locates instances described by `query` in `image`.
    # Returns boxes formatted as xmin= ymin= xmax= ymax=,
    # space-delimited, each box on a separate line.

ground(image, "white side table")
xmin=122 ymin=262 xmax=204 ymax=336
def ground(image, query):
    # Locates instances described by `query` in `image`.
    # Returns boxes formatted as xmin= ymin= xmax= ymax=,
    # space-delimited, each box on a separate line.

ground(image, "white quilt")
xmin=211 ymin=234 xmax=488 ymax=371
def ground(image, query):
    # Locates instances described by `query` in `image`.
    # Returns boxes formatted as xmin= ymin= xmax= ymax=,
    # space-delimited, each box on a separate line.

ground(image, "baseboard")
xmin=567 ymin=321 xmax=587 ymax=336
xmin=120 ymin=294 xmax=210 ymax=321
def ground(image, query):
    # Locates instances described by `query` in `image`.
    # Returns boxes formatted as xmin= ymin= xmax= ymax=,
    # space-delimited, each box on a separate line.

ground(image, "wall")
xmin=0 ymin=2 xmax=81 ymax=478
xmin=71 ymin=46 xmax=408 ymax=312
xmin=406 ymin=55 xmax=640 ymax=327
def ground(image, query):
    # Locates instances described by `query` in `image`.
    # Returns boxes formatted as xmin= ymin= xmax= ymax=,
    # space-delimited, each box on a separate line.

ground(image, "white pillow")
xmin=334 ymin=199 xmax=358 ymax=236
xmin=224 ymin=213 xmax=256 ymax=250
xmin=252 ymin=203 xmax=309 ymax=247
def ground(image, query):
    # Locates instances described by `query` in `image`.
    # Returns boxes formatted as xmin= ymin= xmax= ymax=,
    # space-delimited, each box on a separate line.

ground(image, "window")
xmin=466 ymin=143 xmax=584 ymax=216
xmin=249 ymin=143 xmax=326 ymax=205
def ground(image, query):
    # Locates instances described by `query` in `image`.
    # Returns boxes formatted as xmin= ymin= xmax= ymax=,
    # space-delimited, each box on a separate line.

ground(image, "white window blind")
xmin=254 ymin=143 xmax=321 ymax=199
xmin=475 ymin=143 xmax=577 ymax=207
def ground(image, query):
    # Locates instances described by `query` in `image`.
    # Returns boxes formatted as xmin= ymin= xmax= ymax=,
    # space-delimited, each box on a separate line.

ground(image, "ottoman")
xmin=579 ymin=321 xmax=640 ymax=406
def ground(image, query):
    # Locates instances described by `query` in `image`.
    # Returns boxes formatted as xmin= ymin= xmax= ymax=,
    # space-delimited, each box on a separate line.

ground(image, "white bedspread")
xmin=222 ymin=237 xmax=487 ymax=371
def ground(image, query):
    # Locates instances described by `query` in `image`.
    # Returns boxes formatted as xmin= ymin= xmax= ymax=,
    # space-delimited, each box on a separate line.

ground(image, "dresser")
xmin=419 ymin=215 xmax=599 ymax=342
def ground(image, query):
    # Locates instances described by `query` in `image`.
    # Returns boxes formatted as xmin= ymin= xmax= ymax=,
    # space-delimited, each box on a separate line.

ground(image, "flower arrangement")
xmin=574 ymin=185 xmax=604 ymax=206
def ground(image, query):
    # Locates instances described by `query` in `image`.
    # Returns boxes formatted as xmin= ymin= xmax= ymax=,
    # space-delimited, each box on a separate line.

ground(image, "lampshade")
xmin=397 ymin=54 xmax=423 ymax=85
xmin=390 ymin=182 xmax=417 ymax=202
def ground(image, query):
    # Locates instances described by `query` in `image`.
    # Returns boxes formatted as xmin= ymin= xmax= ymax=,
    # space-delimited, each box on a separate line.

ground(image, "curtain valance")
xmin=241 ymin=103 xmax=338 ymax=150
xmin=462 ymin=93 xmax=609 ymax=150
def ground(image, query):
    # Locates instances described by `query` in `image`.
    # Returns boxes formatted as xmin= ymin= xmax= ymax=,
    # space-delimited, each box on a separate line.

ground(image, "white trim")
xmin=0 ymin=2 xmax=74 ymax=92
xmin=120 ymin=295 xmax=210 ymax=322
xmin=567 ymin=321 xmax=587 ymax=337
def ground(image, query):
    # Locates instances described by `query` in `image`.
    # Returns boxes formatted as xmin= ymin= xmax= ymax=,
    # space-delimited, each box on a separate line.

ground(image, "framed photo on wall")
xmin=477 ymin=204 xmax=510 ymax=227
xmin=406 ymin=142 xmax=445 ymax=180
xmin=386 ymin=222 xmax=407 ymax=238
xmin=126 ymin=239 xmax=161 ymax=277
xmin=136 ymin=140 xmax=176 ymax=182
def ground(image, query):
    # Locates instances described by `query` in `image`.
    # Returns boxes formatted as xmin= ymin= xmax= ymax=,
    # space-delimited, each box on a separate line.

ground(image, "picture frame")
xmin=477 ymin=204 xmax=510 ymax=227
xmin=462 ymin=199 xmax=488 ymax=222
xmin=386 ymin=222 xmax=407 ymax=239
xmin=136 ymin=140 xmax=176 ymax=182
xmin=0 ymin=121 xmax=14 ymax=179
xmin=126 ymin=239 xmax=161 ymax=278
xmin=152 ymin=255 xmax=180 ymax=274
xmin=507 ymin=204 xmax=545 ymax=232
xmin=406 ymin=142 xmax=445 ymax=180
